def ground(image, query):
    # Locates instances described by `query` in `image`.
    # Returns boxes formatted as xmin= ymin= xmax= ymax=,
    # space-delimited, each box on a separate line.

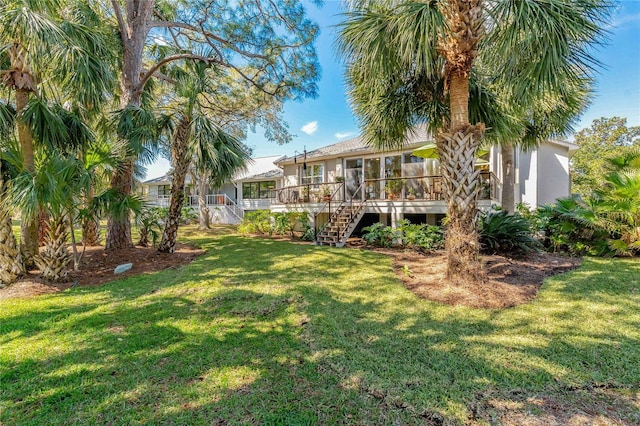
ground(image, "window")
xmin=243 ymin=181 xmax=276 ymax=199
xmin=301 ymin=164 xmax=324 ymax=185
xmin=158 ymin=185 xmax=171 ymax=197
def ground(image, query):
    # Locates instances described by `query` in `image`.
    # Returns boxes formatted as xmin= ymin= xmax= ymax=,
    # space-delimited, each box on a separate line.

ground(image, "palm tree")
xmin=157 ymin=64 xmax=250 ymax=253
xmin=0 ymin=155 xmax=25 ymax=285
xmin=0 ymin=0 xmax=116 ymax=263
xmin=8 ymin=149 xmax=89 ymax=281
xmin=339 ymin=0 xmax=611 ymax=284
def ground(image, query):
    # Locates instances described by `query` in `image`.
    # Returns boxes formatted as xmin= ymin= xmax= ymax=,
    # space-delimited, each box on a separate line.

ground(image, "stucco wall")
xmin=536 ymin=143 xmax=570 ymax=206
xmin=517 ymin=147 xmax=537 ymax=208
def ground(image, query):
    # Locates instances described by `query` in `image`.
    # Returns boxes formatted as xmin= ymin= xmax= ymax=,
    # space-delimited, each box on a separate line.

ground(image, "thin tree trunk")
xmin=69 ymin=211 xmax=82 ymax=270
xmin=197 ymin=175 xmax=210 ymax=230
xmin=16 ymin=88 xmax=38 ymax=266
xmin=501 ymin=143 xmax=515 ymax=214
xmin=158 ymin=118 xmax=192 ymax=253
xmin=81 ymin=185 xmax=101 ymax=246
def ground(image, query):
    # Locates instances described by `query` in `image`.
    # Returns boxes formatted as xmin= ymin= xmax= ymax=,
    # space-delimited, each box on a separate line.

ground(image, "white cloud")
xmin=301 ymin=121 xmax=318 ymax=135
xmin=334 ymin=131 xmax=355 ymax=139
xmin=609 ymin=12 xmax=640 ymax=28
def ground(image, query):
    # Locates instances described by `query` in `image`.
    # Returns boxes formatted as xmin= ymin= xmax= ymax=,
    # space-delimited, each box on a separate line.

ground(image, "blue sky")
xmin=146 ymin=0 xmax=640 ymax=179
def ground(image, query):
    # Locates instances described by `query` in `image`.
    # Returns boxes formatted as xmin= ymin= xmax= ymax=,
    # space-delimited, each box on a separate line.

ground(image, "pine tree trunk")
xmin=105 ymin=160 xmax=134 ymax=250
xmin=16 ymin=88 xmax=38 ymax=266
xmin=0 ymin=194 xmax=25 ymax=286
xmin=106 ymin=0 xmax=155 ymax=250
xmin=158 ymin=118 xmax=192 ymax=253
xmin=501 ymin=143 xmax=515 ymax=214
xmin=35 ymin=214 xmax=72 ymax=282
xmin=197 ymin=176 xmax=210 ymax=230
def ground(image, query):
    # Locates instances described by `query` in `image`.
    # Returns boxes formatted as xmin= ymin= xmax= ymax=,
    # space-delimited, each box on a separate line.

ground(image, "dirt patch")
xmin=0 ymin=243 xmax=204 ymax=300
xmin=348 ymin=240 xmax=581 ymax=308
xmin=470 ymin=386 xmax=640 ymax=425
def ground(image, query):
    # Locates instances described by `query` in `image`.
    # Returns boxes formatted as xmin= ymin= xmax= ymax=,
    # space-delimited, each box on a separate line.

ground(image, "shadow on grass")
xmin=2 ymin=236 xmax=639 ymax=425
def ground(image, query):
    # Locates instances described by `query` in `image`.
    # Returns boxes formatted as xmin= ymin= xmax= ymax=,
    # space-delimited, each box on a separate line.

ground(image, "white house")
xmin=142 ymin=128 xmax=577 ymax=244
xmin=270 ymin=127 xmax=577 ymax=246
xmin=141 ymin=154 xmax=285 ymax=224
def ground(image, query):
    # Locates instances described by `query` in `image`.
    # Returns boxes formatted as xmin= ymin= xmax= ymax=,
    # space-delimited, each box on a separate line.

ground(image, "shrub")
xmin=238 ymin=210 xmax=272 ymax=235
xmin=397 ymin=220 xmax=444 ymax=251
xmin=536 ymin=196 xmax=612 ymax=256
xmin=272 ymin=212 xmax=309 ymax=239
xmin=478 ymin=211 xmax=540 ymax=256
xmin=362 ymin=222 xmax=399 ymax=248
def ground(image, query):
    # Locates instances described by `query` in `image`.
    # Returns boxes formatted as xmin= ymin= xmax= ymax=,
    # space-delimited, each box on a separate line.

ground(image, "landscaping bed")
xmin=0 ymin=243 xmax=204 ymax=300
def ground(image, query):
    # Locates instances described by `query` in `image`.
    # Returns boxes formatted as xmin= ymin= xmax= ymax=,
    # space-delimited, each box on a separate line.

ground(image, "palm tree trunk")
xmin=38 ymin=209 xmax=49 ymax=246
xmin=81 ymin=185 xmax=100 ymax=246
xmin=501 ymin=143 xmax=515 ymax=214
xmin=35 ymin=214 xmax=71 ymax=282
xmin=196 ymin=175 xmax=210 ymax=230
xmin=437 ymin=0 xmax=485 ymax=285
xmin=82 ymin=218 xmax=100 ymax=246
xmin=436 ymin=123 xmax=485 ymax=284
xmin=158 ymin=118 xmax=192 ymax=253
xmin=16 ymin=88 xmax=38 ymax=266
xmin=0 ymin=194 xmax=25 ymax=285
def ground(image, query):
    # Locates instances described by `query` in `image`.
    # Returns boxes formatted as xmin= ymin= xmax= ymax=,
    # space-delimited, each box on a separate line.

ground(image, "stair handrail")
xmin=313 ymin=182 xmax=345 ymax=239
xmin=223 ymin=194 xmax=244 ymax=219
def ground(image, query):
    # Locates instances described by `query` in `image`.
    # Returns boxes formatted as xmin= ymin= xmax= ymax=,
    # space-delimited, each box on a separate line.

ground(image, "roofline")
xmin=275 ymin=139 xmax=431 ymax=166
xmin=547 ymin=139 xmax=579 ymax=154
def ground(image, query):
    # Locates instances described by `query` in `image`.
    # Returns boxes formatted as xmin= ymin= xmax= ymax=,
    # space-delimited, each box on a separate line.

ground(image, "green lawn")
xmin=1 ymin=228 xmax=639 ymax=425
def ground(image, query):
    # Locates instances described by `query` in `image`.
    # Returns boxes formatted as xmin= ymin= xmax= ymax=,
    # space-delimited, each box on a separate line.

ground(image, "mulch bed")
xmin=0 ymin=243 xmax=204 ymax=300
xmin=347 ymin=238 xmax=582 ymax=309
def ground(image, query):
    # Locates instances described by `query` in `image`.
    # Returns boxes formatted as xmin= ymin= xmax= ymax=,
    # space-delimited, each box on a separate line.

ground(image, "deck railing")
xmin=276 ymin=182 xmax=345 ymax=204
xmin=276 ymin=172 xmax=499 ymax=204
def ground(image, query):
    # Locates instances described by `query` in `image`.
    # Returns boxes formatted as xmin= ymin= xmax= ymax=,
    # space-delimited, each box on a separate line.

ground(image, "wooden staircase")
xmin=316 ymin=201 xmax=366 ymax=247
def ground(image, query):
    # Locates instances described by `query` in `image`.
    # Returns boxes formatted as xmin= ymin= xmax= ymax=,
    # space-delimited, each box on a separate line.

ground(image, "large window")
xmin=243 ymin=181 xmax=276 ymax=199
xmin=158 ymin=185 xmax=171 ymax=197
xmin=301 ymin=164 xmax=324 ymax=185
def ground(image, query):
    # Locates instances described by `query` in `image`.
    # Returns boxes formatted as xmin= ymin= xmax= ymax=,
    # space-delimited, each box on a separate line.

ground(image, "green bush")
xmin=536 ymin=196 xmax=612 ymax=256
xmin=397 ymin=220 xmax=444 ymax=251
xmin=272 ymin=212 xmax=309 ymax=239
xmin=239 ymin=210 xmax=272 ymax=235
xmin=362 ymin=222 xmax=399 ymax=248
xmin=478 ymin=211 xmax=540 ymax=256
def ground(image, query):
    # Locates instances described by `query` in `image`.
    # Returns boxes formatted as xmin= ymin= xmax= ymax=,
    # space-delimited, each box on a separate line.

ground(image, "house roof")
xmin=234 ymin=155 xmax=285 ymax=181
xmin=142 ymin=154 xmax=285 ymax=185
xmin=276 ymin=124 xmax=432 ymax=165
xmin=547 ymin=139 xmax=579 ymax=155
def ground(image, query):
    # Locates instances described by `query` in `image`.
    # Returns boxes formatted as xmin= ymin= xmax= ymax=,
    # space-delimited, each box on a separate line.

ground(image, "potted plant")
xmin=406 ymin=187 xmax=416 ymax=201
xmin=385 ymin=179 xmax=404 ymax=200
xmin=302 ymin=185 xmax=310 ymax=203
xmin=321 ymin=185 xmax=332 ymax=201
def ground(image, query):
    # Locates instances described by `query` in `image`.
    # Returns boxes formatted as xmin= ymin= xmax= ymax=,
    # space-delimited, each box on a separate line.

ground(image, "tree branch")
xmin=148 ymin=20 xmax=269 ymax=60
xmin=111 ymin=0 xmax=128 ymax=42
xmin=139 ymin=54 xmax=215 ymax=89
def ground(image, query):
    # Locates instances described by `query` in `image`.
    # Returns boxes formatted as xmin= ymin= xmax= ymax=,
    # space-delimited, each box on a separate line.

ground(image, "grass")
xmin=1 ymin=227 xmax=639 ymax=424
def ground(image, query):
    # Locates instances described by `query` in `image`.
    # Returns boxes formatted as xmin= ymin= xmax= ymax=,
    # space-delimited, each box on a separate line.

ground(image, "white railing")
xmin=187 ymin=194 xmax=244 ymax=219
